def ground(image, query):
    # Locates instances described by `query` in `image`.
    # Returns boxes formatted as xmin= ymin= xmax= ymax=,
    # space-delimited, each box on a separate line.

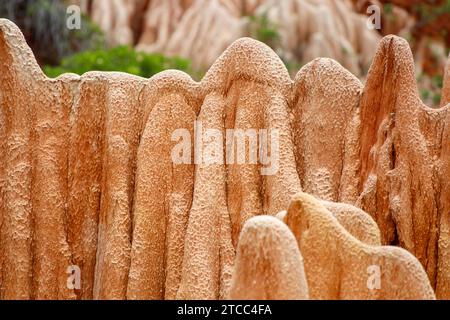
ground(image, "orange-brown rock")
xmin=291 ymin=57 xmax=362 ymax=203
xmin=357 ymin=35 xmax=450 ymax=298
xmin=284 ymin=192 xmax=435 ymax=300
xmin=0 ymin=18 xmax=449 ymax=300
xmin=228 ymin=215 xmax=309 ymax=300
xmin=277 ymin=200 xmax=381 ymax=246
xmin=442 ymin=54 xmax=450 ymax=107
xmin=126 ymin=71 xmax=198 ymax=300
xmin=321 ymin=201 xmax=381 ymax=246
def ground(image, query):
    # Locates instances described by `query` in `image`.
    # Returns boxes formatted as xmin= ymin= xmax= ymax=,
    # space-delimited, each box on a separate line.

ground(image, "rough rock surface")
xmin=229 ymin=215 xmax=309 ymax=300
xmin=0 ymin=19 xmax=449 ymax=300
xmin=442 ymin=55 xmax=450 ymax=108
xmin=357 ymin=36 xmax=450 ymax=298
xmin=320 ymin=200 xmax=381 ymax=246
xmin=285 ymin=192 xmax=435 ymax=300
xmin=277 ymin=200 xmax=381 ymax=246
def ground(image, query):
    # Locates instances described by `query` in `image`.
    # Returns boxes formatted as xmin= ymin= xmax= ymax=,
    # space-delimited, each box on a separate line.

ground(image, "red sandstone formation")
xmin=442 ymin=55 xmax=450 ymax=108
xmin=277 ymin=200 xmax=381 ymax=246
xmin=228 ymin=215 xmax=309 ymax=300
xmin=284 ymin=192 xmax=435 ymax=299
xmin=357 ymin=36 xmax=450 ymax=298
xmin=321 ymin=200 xmax=381 ymax=246
xmin=126 ymin=71 xmax=197 ymax=300
xmin=291 ymin=57 xmax=362 ymax=204
xmin=0 ymin=18 xmax=449 ymax=300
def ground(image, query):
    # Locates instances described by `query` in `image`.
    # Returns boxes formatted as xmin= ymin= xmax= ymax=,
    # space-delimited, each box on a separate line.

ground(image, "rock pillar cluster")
xmin=0 ymin=19 xmax=448 ymax=300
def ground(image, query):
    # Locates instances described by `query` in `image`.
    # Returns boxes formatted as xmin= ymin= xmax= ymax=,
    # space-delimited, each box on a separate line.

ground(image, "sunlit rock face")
xmin=0 ymin=18 xmax=449 ymax=300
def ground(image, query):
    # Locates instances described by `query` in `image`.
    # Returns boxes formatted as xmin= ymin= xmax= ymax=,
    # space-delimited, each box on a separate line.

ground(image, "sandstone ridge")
xmin=0 ymin=19 xmax=449 ymax=300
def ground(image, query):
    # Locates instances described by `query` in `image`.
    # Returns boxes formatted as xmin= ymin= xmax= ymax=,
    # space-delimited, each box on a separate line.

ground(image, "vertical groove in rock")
xmin=161 ymin=81 xmax=198 ymax=300
xmin=263 ymin=90 xmax=302 ymax=214
xmin=292 ymin=57 xmax=362 ymax=203
xmin=127 ymin=73 xmax=197 ymax=299
xmin=67 ymin=74 xmax=106 ymax=299
xmin=357 ymin=35 xmax=449 ymax=294
xmin=177 ymin=93 xmax=225 ymax=300
xmin=225 ymin=80 xmax=266 ymax=247
xmin=30 ymin=80 xmax=75 ymax=299
xmin=93 ymin=75 xmax=144 ymax=299
xmin=218 ymin=186 xmax=235 ymax=300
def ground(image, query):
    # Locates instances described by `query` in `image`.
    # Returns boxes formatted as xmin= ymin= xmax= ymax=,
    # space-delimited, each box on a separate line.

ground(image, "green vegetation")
xmin=432 ymin=74 xmax=444 ymax=88
xmin=420 ymin=88 xmax=430 ymax=101
xmin=0 ymin=0 xmax=105 ymax=65
xmin=0 ymin=0 xmax=195 ymax=79
xmin=247 ymin=12 xmax=281 ymax=51
xmin=420 ymin=88 xmax=442 ymax=107
xmin=431 ymin=74 xmax=443 ymax=105
xmin=383 ymin=3 xmax=393 ymax=15
xmin=383 ymin=3 xmax=395 ymax=22
xmin=413 ymin=0 xmax=450 ymax=23
xmin=418 ymin=73 xmax=443 ymax=107
xmin=247 ymin=12 xmax=301 ymax=77
xmin=44 ymin=45 xmax=192 ymax=78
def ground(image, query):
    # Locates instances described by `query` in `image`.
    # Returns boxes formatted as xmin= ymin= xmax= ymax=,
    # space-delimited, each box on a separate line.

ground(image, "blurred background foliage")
xmin=0 ymin=0 xmax=192 ymax=78
xmin=0 ymin=0 xmax=104 ymax=65
xmin=44 ymin=45 xmax=192 ymax=78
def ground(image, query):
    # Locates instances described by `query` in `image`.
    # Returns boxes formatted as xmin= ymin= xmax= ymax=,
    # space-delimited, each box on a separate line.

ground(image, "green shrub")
xmin=432 ymin=93 xmax=442 ymax=106
xmin=413 ymin=0 xmax=450 ymax=23
xmin=44 ymin=45 xmax=192 ymax=78
xmin=420 ymin=88 xmax=431 ymax=102
xmin=247 ymin=12 xmax=281 ymax=50
xmin=0 ymin=0 xmax=105 ymax=65
xmin=432 ymin=74 xmax=444 ymax=88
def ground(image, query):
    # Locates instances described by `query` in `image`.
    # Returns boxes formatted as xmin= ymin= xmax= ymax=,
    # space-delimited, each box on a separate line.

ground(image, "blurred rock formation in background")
xmin=73 ymin=1 xmax=449 ymax=78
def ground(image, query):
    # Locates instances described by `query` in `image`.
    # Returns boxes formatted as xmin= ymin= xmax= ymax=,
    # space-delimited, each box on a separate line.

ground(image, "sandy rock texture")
xmin=442 ymin=55 xmax=450 ymax=108
xmin=229 ymin=215 xmax=309 ymax=300
xmin=277 ymin=200 xmax=381 ymax=246
xmin=283 ymin=192 xmax=435 ymax=300
xmin=357 ymin=36 xmax=450 ymax=298
xmin=0 ymin=18 xmax=449 ymax=300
